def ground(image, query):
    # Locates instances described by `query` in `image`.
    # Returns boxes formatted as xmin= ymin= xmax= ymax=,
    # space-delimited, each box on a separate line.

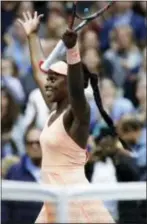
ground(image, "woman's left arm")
xmin=63 ymin=30 xmax=90 ymax=122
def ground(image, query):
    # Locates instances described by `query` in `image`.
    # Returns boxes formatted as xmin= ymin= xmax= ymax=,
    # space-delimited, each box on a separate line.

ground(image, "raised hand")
xmin=62 ymin=29 xmax=77 ymax=49
xmin=17 ymin=11 xmax=43 ymax=37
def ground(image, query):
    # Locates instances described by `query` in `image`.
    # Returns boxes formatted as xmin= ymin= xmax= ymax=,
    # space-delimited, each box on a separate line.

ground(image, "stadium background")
xmin=1 ymin=1 xmax=146 ymax=224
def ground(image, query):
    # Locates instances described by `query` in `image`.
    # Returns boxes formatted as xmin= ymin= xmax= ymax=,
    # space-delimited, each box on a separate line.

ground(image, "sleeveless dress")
xmin=35 ymin=112 xmax=114 ymax=223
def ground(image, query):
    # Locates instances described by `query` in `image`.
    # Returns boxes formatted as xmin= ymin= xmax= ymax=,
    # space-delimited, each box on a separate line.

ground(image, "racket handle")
xmin=40 ymin=40 xmax=66 ymax=72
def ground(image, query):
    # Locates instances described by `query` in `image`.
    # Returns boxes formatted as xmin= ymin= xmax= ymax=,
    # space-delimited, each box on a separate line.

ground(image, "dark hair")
xmin=82 ymin=63 xmax=129 ymax=150
xmin=117 ymin=116 xmax=144 ymax=133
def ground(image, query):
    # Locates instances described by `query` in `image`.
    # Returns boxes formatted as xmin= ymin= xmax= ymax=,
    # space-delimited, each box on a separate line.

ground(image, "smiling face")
xmin=45 ymin=70 xmax=68 ymax=103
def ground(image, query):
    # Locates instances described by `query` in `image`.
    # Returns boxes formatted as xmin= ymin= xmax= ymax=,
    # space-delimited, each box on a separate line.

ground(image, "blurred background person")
xmin=3 ymin=19 xmax=31 ymax=77
xmin=1 ymin=57 xmax=26 ymax=106
xmin=82 ymin=48 xmax=101 ymax=74
xmin=116 ymin=115 xmax=147 ymax=223
xmin=80 ymin=28 xmax=100 ymax=54
xmin=21 ymin=88 xmax=50 ymax=132
xmin=100 ymin=1 xmax=146 ymax=51
xmin=104 ymin=25 xmax=143 ymax=90
xmin=2 ymin=155 xmax=20 ymax=179
xmin=117 ymin=115 xmax=146 ymax=181
xmin=85 ymin=127 xmax=141 ymax=224
xmin=1 ymin=126 xmax=42 ymax=224
xmin=90 ymin=134 xmax=118 ymax=222
xmin=1 ymin=84 xmax=25 ymax=157
xmin=91 ymin=78 xmax=134 ymax=139
xmin=1 ymin=1 xmax=20 ymax=52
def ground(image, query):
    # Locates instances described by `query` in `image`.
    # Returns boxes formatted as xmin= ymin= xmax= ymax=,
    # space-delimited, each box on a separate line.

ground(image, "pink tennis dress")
xmin=35 ymin=112 xmax=114 ymax=223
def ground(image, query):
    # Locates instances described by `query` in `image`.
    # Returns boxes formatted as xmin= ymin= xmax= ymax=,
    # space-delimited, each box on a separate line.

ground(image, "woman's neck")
xmin=56 ymin=98 xmax=69 ymax=114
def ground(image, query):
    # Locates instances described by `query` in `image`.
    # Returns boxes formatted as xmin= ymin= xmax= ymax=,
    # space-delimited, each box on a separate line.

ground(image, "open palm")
xmin=17 ymin=11 xmax=43 ymax=36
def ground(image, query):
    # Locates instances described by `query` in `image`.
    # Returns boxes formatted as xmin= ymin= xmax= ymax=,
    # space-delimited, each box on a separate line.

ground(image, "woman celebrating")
xmin=18 ymin=11 xmax=114 ymax=223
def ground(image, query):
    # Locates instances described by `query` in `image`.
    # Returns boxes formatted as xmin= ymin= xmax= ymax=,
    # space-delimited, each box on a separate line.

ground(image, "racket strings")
xmin=71 ymin=1 xmax=115 ymax=29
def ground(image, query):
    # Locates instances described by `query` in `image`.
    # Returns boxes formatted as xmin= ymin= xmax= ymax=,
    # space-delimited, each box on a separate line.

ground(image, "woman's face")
xmin=100 ymin=79 xmax=116 ymax=108
xmin=47 ymin=12 xmax=66 ymax=38
xmin=83 ymin=31 xmax=99 ymax=50
xmin=45 ymin=71 xmax=68 ymax=103
xmin=1 ymin=90 xmax=9 ymax=118
xmin=17 ymin=2 xmax=34 ymax=16
xmin=101 ymin=79 xmax=116 ymax=97
xmin=115 ymin=27 xmax=132 ymax=50
xmin=26 ymin=128 xmax=42 ymax=160
xmin=83 ymin=49 xmax=100 ymax=73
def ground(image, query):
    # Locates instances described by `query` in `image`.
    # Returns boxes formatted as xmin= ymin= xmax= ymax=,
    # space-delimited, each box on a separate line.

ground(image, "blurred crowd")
xmin=1 ymin=1 xmax=147 ymax=224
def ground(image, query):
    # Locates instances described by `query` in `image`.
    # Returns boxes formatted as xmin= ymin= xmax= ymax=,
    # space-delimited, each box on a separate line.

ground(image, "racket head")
xmin=75 ymin=1 xmax=115 ymax=21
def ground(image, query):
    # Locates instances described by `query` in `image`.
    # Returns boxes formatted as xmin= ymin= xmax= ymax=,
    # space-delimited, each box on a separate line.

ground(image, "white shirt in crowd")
xmin=22 ymin=88 xmax=49 ymax=130
xmin=91 ymin=158 xmax=119 ymax=221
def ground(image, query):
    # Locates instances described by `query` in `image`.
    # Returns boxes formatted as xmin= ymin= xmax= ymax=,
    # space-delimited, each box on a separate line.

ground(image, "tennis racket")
xmin=40 ymin=1 xmax=115 ymax=72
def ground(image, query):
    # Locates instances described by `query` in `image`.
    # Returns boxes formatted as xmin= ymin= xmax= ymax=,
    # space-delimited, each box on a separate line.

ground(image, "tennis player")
xmin=18 ymin=11 xmax=114 ymax=223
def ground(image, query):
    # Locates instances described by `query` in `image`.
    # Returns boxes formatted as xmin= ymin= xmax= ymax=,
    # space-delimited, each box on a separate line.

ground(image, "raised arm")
xmin=17 ymin=11 xmax=51 ymax=108
xmin=62 ymin=30 xmax=90 ymax=122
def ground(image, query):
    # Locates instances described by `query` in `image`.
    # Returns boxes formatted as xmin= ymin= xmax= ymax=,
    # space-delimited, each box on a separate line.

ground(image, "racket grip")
xmin=40 ymin=40 xmax=66 ymax=72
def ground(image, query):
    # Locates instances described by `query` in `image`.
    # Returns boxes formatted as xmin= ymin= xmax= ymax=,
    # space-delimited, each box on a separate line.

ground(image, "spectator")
xmin=104 ymin=25 xmax=143 ymax=88
xmin=100 ymin=1 xmax=146 ymax=50
xmin=16 ymin=1 xmax=34 ymax=17
xmin=86 ymin=128 xmax=139 ymax=182
xmin=39 ymin=7 xmax=67 ymax=39
xmin=83 ymin=48 xmax=101 ymax=74
xmin=1 ymin=84 xmax=26 ymax=157
xmin=91 ymin=144 xmax=118 ymax=221
xmin=2 ymin=58 xmax=26 ymax=105
xmin=85 ymin=127 xmax=141 ymax=223
xmin=1 ymin=1 xmax=20 ymax=52
xmin=47 ymin=1 xmax=65 ymax=13
xmin=80 ymin=29 xmax=100 ymax=54
xmin=91 ymin=78 xmax=134 ymax=138
xmin=21 ymin=88 xmax=50 ymax=132
xmin=3 ymin=20 xmax=30 ymax=76
xmin=117 ymin=115 xmax=146 ymax=181
xmin=2 ymin=126 xmax=42 ymax=224
xmin=2 ymin=155 xmax=20 ymax=179
xmin=116 ymin=115 xmax=146 ymax=223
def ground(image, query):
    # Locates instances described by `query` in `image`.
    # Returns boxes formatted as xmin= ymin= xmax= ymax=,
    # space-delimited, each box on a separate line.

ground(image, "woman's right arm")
xmin=17 ymin=11 xmax=51 ymax=108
